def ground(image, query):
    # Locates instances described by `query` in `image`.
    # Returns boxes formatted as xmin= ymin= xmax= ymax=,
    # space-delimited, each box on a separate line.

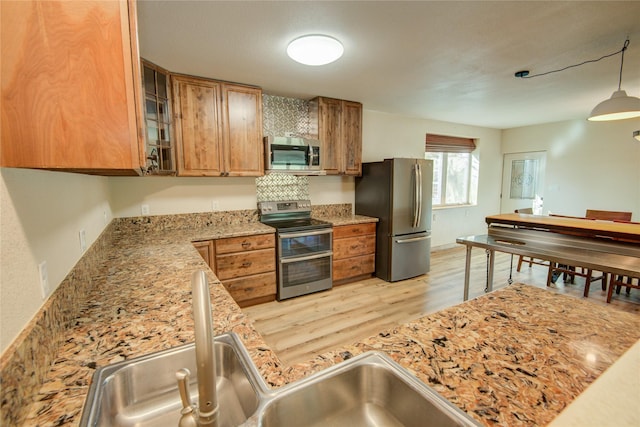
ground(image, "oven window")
xmin=280 ymin=233 xmax=331 ymax=258
xmin=282 ymin=256 xmax=331 ymax=288
xmin=272 ymin=144 xmax=308 ymax=166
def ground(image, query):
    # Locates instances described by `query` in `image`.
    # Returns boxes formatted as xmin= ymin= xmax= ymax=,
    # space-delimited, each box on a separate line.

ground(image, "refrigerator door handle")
xmin=395 ymin=235 xmax=431 ymax=243
xmin=416 ymin=163 xmax=422 ymax=227
xmin=412 ymin=164 xmax=420 ymax=228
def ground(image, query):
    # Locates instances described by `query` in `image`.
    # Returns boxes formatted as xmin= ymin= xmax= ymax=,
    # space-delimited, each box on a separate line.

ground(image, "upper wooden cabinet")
xmin=172 ymin=75 xmax=224 ymax=176
xmin=1 ymin=0 xmax=145 ymax=175
xmin=172 ymin=74 xmax=264 ymax=177
xmin=141 ymin=60 xmax=175 ymax=174
xmin=310 ymin=97 xmax=363 ymax=176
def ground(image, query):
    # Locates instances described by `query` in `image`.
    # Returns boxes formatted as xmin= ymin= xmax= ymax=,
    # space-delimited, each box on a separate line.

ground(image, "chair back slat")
xmin=585 ymin=209 xmax=632 ymax=222
xmin=515 ymin=208 xmax=533 ymax=214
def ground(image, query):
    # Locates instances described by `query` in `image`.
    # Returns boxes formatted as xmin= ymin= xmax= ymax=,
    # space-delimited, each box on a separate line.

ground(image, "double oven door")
xmin=277 ymin=228 xmax=333 ymax=300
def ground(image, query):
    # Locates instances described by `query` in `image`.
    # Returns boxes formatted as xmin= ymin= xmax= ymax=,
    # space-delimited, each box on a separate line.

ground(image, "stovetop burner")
xmin=258 ymin=200 xmax=331 ymax=232
xmin=263 ymin=217 xmax=331 ymax=232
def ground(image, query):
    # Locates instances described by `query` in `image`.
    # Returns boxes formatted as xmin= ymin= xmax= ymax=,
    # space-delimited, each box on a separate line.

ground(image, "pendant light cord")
xmin=517 ymin=38 xmax=630 ymax=81
xmin=617 ymin=39 xmax=629 ymax=90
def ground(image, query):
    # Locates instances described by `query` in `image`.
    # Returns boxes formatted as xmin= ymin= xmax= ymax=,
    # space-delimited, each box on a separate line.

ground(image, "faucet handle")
xmin=176 ymin=368 xmax=198 ymax=427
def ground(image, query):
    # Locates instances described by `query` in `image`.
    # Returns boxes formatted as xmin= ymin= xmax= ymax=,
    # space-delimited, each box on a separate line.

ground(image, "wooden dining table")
xmin=456 ymin=213 xmax=640 ymax=300
xmin=485 ymin=213 xmax=640 ymax=243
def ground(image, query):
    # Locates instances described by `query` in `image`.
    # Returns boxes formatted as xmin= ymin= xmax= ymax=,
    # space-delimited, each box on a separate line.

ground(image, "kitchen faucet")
xmin=176 ymin=270 xmax=219 ymax=427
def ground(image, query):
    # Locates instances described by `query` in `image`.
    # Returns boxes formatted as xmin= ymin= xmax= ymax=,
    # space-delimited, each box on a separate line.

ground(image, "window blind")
xmin=425 ymin=134 xmax=476 ymax=153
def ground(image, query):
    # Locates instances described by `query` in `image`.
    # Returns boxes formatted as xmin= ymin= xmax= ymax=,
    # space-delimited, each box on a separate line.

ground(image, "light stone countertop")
xmin=313 ymin=214 xmax=379 ymax=226
xmin=548 ymin=339 xmax=640 ymax=427
xmin=9 ymin=214 xmax=640 ymax=427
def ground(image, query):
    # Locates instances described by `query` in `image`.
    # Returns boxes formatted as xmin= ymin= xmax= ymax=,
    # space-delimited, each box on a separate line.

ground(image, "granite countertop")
xmin=283 ymin=284 xmax=639 ymax=426
xmin=313 ymin=214 xmax=378 ymax=226
xmin=20 ymin=222 xmax=290 ymax=425
xmin=15 ymin=216 xmax=640 ymax=426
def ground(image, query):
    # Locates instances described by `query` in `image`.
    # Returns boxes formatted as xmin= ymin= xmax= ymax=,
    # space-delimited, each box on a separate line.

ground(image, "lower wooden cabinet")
xmin=193 ymin=240 xmax=214 ymax=267
xmin=193 ymin=234 xmax=276 ymax=307
xmin=332 ymin=223 xmax=376 ymax=285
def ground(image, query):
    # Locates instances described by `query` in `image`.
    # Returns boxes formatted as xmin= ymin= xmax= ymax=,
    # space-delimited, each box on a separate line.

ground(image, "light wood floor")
xmin=242 ymin=246 xmax=640 ymax=365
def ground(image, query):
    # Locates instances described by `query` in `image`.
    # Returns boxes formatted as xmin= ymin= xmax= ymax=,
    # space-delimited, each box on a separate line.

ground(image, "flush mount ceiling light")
xmin=515 ymin=38 xmax=640 ymax=122
xmin=287 ymin=35 xmax=344 ymax=66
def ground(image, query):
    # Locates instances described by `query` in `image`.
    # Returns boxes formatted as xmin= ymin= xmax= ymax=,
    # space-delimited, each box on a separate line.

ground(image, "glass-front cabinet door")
xmin=141 ymin=59 xmax=175 ymax=174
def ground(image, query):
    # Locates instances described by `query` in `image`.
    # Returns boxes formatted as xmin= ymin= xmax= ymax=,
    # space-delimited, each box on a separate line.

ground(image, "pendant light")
xmin=287 ymin=35 xmax=344 ymax=66
xmin=588 ymin=39 xmax=640 ymax=121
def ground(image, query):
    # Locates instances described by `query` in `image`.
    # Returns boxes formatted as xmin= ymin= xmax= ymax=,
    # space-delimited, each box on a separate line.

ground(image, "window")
xmin=425 ymin=134 xmax=479 ymax=207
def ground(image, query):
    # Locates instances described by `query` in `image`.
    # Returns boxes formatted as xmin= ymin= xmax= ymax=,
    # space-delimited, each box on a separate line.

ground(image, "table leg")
xmin=485 ymin=249 xmax=495 ymax=293
xmin=463 ymin=245 xmax=472 ymax=301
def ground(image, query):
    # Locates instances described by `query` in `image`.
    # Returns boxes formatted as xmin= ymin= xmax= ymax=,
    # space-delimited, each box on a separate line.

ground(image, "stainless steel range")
xmin=259 ymin=200 xmax=332 ymax=300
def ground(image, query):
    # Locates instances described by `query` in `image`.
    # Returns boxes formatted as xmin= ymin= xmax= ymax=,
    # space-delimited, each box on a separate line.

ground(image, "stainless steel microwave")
xmin=264 ymin=136 xmax=324 ymax=174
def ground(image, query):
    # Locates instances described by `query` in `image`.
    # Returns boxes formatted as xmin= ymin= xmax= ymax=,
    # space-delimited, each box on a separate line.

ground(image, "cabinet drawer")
xmin=333 ymin=254 xmax=375 ymax=281
xmin=333 ymin=235 xmax=375 ymax=259
xmin=333 ymin=223 xmax=376 ymax=239
xmin=223 ymin=271 xmax=276 ymax=303
xmin=215 ymin=234 xmax=274 ymax=254
xmin=215 ymin=248 xmax=275 ymax=280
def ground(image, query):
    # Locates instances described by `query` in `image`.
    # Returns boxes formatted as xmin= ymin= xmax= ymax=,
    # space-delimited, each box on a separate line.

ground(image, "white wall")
xmin=362 ymin=110 xmax=503 ymax=248
xmin=109 ymin=175 xmax=353 ymax=217
xmin=502 ymin=119 xmax=640 ymax=218
xmin=0 ymin=168 xmax=112 ymax=352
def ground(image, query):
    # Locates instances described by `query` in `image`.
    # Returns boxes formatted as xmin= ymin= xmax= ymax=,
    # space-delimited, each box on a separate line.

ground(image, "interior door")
xmin=500 ymin=151 xmax=546 ymax=214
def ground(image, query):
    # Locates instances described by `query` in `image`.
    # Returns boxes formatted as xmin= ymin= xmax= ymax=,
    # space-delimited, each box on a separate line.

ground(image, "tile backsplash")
xmin=256 ymin=174 xmax=309 ymax=201
xmin=262 ymin=94 xmax=312 ymax=138
xmin=259 ymin=95 xmax=315 ymax=202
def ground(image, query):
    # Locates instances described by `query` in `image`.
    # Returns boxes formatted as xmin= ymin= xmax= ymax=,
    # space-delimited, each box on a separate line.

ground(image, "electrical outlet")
xmin=79 ymin=229 xmax=87 ymax=253
xmin=103 ymin=210 xmax=108 ymax=224
xmin=38 ymin=261 xmax=50 ymax=298
xmin=211 ymin=200 xmax=220 ymax=211
xmin=141 ymin=204 xmax=150 ymax=215
xmin=432 ymin=213 xmax=437 ymax=222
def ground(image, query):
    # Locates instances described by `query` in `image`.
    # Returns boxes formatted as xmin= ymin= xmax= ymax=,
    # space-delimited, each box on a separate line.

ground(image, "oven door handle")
xmin=278 ymin=229 xmax=332 ymax=239
xmin=280 ymin=252 xmax=333 ymax=264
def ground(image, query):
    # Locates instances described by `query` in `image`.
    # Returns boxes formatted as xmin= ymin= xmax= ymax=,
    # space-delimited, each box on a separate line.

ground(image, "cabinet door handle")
xmin=241 ymin=241 xmax=251 ymax=248
xmin=241 ymin=261 xmax=252 ymax=268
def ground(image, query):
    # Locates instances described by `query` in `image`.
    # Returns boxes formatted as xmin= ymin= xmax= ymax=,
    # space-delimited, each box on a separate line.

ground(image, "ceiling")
xmin=137 ymin=1 xmax=640 ymax=130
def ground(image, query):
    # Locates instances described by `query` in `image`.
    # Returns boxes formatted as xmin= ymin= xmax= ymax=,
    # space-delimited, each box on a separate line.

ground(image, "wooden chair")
xmin=584 ymin=209 xmax=632 ymax=289
xmin=550 ymin=209 xmax=633 ymax=295
xmin=514 ymin=208 xmax=548 ymax=272
xmin=607 ymin=275 xmax=639 ymax=303
xmin=585 ymin=209 xmax=632 ymax=222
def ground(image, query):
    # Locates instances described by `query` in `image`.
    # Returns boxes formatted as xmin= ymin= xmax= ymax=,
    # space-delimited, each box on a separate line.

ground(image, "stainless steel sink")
xmin=257 ymin=352 xmax=480 ymax=427
xmin=79 ymin=332 xmax=267 ymax=427
xmin=81 ymin=334 xmax=479 ymax=427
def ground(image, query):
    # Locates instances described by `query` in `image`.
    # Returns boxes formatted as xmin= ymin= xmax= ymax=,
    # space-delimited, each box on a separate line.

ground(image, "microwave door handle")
xmin=307 ymin=143 xmax=314 ymax=167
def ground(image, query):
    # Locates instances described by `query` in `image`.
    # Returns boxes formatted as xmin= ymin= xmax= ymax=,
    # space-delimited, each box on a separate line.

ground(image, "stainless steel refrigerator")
xmin=355 ymin=158 xmax=433 ymax=282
